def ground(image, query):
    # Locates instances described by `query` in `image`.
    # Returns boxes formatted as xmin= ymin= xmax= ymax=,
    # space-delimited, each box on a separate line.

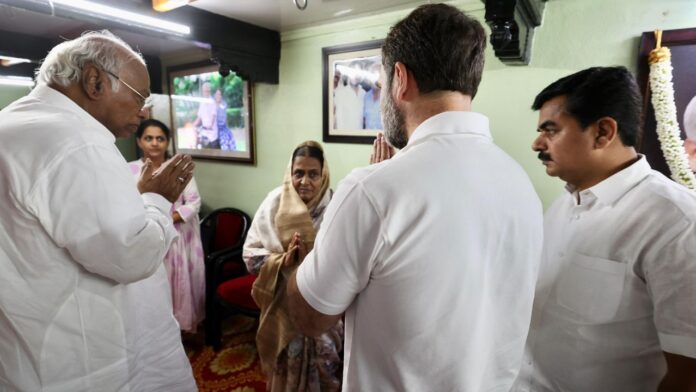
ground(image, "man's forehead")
xmin=122 ymin=59 xmax=150 ymax=91
xmin=539 ymin=96 xmax=569 ymax=118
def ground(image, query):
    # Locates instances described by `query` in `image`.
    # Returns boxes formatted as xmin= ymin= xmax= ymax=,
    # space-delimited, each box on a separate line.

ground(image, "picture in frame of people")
xmin=637 ymin=28 xmax=696 ymax=176
xmin=322 ymin=39 xmax=384 ymax=144
xmin=168 ymin=61 xmax=255 ymax=163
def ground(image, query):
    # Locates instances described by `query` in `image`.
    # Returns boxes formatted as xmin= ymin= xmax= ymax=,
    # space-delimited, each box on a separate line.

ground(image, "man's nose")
xmin=531 ymin=135 xmax=544 ymax=151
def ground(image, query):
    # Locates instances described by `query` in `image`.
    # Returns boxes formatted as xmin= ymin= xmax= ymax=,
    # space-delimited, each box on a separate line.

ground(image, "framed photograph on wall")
xmin=167 ymin=61 xmax=255 ymax=163
xmin=322 ymin=39 xmax=384 ymax=144
xmin=636 ymin=28 xmax=696 ymax=177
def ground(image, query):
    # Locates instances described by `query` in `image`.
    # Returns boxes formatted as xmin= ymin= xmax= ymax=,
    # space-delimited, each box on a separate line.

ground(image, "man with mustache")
xmin=513 ymin=66 xmax=696 ymax=391
xmin=286 ymin=3 xmax=543 ymax=390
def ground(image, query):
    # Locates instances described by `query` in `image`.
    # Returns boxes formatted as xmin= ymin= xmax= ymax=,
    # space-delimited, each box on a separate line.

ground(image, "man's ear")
xmin=392 ymin=62 xmax=420 ymax=102
xmin=391 ymin=62 xmax=407 ymax=100
xmin=82 ymin=64 xmax=105 ymax=101
xmin=593 ymin=117 xmax=619 ymax=149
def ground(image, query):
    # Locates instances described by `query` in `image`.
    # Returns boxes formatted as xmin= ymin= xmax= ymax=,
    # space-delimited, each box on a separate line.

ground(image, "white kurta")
xmin=513 ymin=156 xmax=696 ymax=392
xmin=297 ymin=112 xmax=544 ymax=391
xmin=0 ymin=85 xmax=196 ymax=391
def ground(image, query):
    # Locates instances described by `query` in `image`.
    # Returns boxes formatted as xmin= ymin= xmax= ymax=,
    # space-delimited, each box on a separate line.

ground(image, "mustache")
xmin=538 ymin=152 xmax=552 ymax=161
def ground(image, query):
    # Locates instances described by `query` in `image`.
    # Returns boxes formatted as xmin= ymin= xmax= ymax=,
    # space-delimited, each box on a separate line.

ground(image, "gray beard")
xmin=381 ymin=90 xmax=408 ymax=149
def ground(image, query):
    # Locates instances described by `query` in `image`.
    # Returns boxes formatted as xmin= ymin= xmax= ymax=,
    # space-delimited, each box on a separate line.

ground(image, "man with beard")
xmin=286 ymin=4 xmax=543 ymax=390
xmin=511 ymin=66 xmax=696 ymax=391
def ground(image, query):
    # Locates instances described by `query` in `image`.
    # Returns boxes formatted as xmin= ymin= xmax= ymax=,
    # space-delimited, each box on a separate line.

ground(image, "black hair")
xmin=382 ymin=3 xmax=486 ymax=97
xmin=292 ymin=145 xmax=324 ymax=170
xmin=136 ymin=119 xmax=171 ymax=140
xmin=532 ymin=66 xmax=642 ymax=146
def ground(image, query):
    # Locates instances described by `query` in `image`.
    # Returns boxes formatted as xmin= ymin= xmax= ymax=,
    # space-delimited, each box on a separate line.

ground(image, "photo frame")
xmin=167 ymin=61 xmax=255 ymax=163
xmin=636 ymin=28 xmax=696 ymax=177
xmin=322 ymin=39 xmax=384 ymax=144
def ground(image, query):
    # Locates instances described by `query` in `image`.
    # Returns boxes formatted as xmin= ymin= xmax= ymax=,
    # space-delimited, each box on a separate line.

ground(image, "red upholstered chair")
xmin=200 ymin=208 xmax=259 ymax=350
xmin=200 ymin=207 xmax=250 ymax=279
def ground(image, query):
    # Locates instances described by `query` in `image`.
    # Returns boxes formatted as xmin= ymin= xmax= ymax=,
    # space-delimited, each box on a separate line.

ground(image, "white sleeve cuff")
xmin=659 ymin=332 xmax=696 ymax=358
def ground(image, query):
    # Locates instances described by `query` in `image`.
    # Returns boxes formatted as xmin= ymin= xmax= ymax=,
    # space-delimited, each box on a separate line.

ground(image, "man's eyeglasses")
xmin=102 ymin=68 xmax=149 ymax=109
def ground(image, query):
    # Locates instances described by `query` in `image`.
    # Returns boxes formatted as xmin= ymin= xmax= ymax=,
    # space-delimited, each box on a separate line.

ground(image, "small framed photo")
xmin=167 ymin=61 xmax=255 ymax=163
xmin=322 ymin=39 xmax=384 ymax=144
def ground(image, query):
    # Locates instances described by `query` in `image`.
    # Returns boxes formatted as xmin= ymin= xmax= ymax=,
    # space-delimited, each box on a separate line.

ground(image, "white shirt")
xmin=513 ymin=156 xmax=696 ymax=392
xmin=297 ymin=111 xmax=544 ymax=391
xmin=0 ymin=85 xmax=195 ymax=391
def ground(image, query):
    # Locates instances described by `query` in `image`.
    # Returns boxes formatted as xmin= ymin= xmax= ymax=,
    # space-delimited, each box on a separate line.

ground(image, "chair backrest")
xmin=200 ymin=208 xmax=251 ymax=256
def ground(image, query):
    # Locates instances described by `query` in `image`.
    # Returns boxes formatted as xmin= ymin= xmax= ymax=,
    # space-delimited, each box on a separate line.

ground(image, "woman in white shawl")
xmin=243 ymin=141 xmax=342 ymax=391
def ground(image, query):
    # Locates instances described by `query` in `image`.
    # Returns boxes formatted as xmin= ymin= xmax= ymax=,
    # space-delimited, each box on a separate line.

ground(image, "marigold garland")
xmin=648 ymin=30 xmax=696 ymax=189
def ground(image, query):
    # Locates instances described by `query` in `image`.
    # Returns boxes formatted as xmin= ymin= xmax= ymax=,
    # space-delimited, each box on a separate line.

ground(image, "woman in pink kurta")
xmin=129 ymin=119 xmax=205 ymax=332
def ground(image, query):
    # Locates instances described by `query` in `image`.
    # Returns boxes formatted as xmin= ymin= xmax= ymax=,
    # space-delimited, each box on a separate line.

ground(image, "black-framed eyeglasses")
xmin=102 ymin=68 xmax=149 ymax=109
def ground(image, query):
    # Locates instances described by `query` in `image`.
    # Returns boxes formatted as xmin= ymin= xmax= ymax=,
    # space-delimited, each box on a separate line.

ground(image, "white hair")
xmin=685 ymin=95 xmax=696 ymax=141
xmin=35 ymin=30 xmax=145 ymax=92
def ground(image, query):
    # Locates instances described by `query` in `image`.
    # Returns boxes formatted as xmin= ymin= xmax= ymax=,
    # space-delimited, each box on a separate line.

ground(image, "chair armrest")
xmin=206 ymin=245 xmax=242 ymax=264
xmin=205 ymin=247 xmax=249 ymax=290
xmin=213 ymin=248 xmax=244 ymax=273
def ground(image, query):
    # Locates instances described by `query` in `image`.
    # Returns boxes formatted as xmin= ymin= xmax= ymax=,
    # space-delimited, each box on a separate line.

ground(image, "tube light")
xmin=0 ymin=56 xmax=32 ymax=66
xmin=0 ymin=76 xmax=34 ymax=87
xmin=153 ymin=0 xmax=194 ymax=12
xmin=50 ymin=0 xmax=191 ymax=35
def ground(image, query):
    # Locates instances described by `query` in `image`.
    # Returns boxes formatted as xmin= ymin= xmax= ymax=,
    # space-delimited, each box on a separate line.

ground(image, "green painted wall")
xmin=116 ymin=134 xmax=138 ymax=162
xmin=0 ymin=85 xmax=31 ymax=110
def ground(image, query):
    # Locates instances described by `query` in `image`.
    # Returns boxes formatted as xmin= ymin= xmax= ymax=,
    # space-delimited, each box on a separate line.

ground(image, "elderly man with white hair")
xmin=0 ymin=31 xmax=197 ymax=391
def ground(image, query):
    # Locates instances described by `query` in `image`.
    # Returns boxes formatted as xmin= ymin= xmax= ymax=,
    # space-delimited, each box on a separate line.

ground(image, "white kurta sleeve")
xmin=25 ymin=144 xmax=178 ymax=284
xmin=296 ymin=173 xmax=386 ymax=316
xmin=242 ymin=189 xmax=281 ymax=275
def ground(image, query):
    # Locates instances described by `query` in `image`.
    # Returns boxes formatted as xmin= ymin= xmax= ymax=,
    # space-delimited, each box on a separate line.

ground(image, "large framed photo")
xmin=637 ymin=28 xmax=696 ymax=177
xmin=322 ymin=39 xmax=384 ymax=144
xmin=168 ymin=61 xmax=255 ymax=163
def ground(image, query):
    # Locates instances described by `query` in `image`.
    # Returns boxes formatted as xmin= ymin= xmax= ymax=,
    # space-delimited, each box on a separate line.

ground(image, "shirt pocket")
xmin=555 ymin=253 xmax=626 ymax=323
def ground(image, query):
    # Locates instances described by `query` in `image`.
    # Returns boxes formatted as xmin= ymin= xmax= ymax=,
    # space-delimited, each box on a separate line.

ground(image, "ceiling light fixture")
xmin=0 ymin=76 xmax=34 ymax=87
xmin=152 ymin=0 xmax=196 ymax=13
xmin=0 ymin=55 xmax=32 ymax=66
xmin=48 ymin=0 xmax=191 ymax=35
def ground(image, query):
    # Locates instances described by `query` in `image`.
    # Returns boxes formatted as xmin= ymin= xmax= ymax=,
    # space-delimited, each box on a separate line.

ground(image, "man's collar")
xmin=565 ymin=155 xmax=651 ymax=206
xmin=406 ymin=111 xmax=491 ymax=148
